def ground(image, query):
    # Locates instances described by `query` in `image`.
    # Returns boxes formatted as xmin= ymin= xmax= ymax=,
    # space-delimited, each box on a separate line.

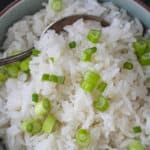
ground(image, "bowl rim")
xmin=0 ymin=0 xmax=21 ymax=16
xmin=134 ymin=0 xmax=150 ymax=12
xmin=0 ymin=0 xmax=149 ymax=17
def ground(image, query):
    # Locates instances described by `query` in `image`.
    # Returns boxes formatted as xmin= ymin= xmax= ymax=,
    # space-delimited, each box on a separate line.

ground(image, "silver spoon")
xmin=0 ymin=14 xmax=109 ymax=66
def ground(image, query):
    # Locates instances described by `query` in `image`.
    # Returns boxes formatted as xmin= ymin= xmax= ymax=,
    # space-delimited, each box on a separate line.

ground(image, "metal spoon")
xmin=0 ymin=14 xmax=109 ymax=66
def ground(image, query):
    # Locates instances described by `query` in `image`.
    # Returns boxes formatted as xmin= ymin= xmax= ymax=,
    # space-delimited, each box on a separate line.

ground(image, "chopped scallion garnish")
xmin=21 ymin=120 xmax=33 ymax=133
xmin=139 ymin=52 xmax=150 ymax=66
xmin=97 ymin=82 xmax=107 ymax=93
xmin=123 ymin=62 xmax=133 ymax=70
xmin=128 ymin=140 xmax=146 ymax=150
xmin=133 ymin=39 xmax=150 ymax=66
xmin=50 ymin=0 xmax=63 ymax=12
xmin=20 ymin=57 xmax=31 ymax=73
xmin=133 ymin=40 xmax=147 ymax=57
xmin=0 ymin=74 xmax=6 ymax=82
xmin=32 ymin=49 xmax=41 ymax=56
xmin=94 ymin=95 xmax=109 ymax=112
xmin=42 ymin=74 xmax=65 ymax=84
xmin=49 ymin=75 xmax=59 ymax=83
xmin=84 ymin=71 xmax=100 ymax=83
xmin=49 ymin=57 xmax=55 ymax=63
xmin=82 ymin=47 xmax=97 ymax=61
xmin=81 ymin=71 xmax=100 ymax=92
xmin=147 ymin=40 xmax=150 ymax=50
xmin=0 ymin=66 xmax=8 ymax=82
xmin=35 ymin=98 xmax=51 ymax=116
xmin=42 ymin=74 xmax=50 ymax=81
xmin=32 ymin=93 xmax=39 ymax=103
xmin=87 ymin=29 xmax=102 ymax=44
xmin=21 ymin=119 xmax=42 ymax=135
xmin=133 ymin=126 xmax=142 ymax=133
xmin=55 ymin=75 xmax=65 ymax=84
xmin=42 ymin=115 xmax=56 ymax=133
xmin=31 ymin=120 xmax=42 ymax=135
xmin=69 ymin=41 xmax=76 ymax=49
xmin=76 ymin=128 xmax=90 ymax=147
xmin=6 ymin=63 xmax=20 ymax=78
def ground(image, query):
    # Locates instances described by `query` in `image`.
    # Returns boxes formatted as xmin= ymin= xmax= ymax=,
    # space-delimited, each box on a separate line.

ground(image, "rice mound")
xmin=0 ymin=0 xmax=150 ymax=150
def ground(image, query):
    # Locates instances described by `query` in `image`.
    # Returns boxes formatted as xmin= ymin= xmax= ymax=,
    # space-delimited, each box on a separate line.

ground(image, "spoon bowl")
xmin=0 ymin=14 xmax=109 ymax=66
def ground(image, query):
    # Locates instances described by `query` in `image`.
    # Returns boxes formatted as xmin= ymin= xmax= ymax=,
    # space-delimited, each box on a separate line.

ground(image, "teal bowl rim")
xmin=0 ymin=0 xmax=21 ymax=16
xmin=0 ymin=0 xmax=149 ymax=17
xmin=134 ymin=0 xmax=150 ymax=11
xmin=0 ymin=0 xmax=149 ymax=150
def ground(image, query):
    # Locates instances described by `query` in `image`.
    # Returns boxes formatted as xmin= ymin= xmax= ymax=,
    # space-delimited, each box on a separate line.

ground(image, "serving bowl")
xmin=0 ymin=0 xmax=150 ymax=47
xmin=0 ymin=0 xmax=149 ymax=149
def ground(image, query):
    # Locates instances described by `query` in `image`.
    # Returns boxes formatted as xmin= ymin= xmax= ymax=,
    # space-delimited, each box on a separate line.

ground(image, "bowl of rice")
xmin=0 ymin=0 xmax=150 ymax=150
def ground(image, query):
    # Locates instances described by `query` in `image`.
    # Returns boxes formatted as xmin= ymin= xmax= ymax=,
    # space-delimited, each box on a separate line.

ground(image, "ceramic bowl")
xmin=0 ymin=0 xmax=150 ymax=46
xmin=0 ymin=0 xmax=149 ymax=149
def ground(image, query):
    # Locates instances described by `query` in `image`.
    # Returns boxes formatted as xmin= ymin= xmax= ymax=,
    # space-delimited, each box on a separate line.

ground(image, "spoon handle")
xmin=0 ymin=49 xmax=32 ymax=66
xmin=0 ymin=14 xmax=109 ymax=66
xmin=44 ymin=14 xmax=109 ymax=34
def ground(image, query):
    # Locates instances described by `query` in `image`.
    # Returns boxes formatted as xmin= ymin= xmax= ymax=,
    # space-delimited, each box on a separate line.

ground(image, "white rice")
xmin=0 ymin=0 xmax=150 ymax=150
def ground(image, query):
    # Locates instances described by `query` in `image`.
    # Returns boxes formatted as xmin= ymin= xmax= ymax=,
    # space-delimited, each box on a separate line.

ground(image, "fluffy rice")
xmin=0 ymin=0 xmax=150 ymax=150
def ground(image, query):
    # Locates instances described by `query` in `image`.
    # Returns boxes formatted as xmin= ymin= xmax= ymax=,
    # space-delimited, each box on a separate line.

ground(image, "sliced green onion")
xmin=0 ymin=73 xmax=8 ymax=82
xmin=139 ymin=52 xmax=150 ymax=66
xmin=133 ymin=40 xmax=150 ymax=66
xmin=49 ymin=57 xmax=55 ymax=63
xmin=128 ymin=140 xmax=146 ymax=150
xmin=94 ymin=95 xmax=109 ymax=112
xmin=84 ymin=71 xmax=100 ymax=83
xmin=97 ymin=82 xmax=107 ymax=93
xmin=133 ymin=40 xmax=147 ymax=57
xmin=87 ymin=29 xmax=102 ymax=44
xmin=49 ymin=75 xmax=59 ymax=82
xmin=32 ymin=93 xmax=39 ymax=103
xmin=69 ymin=41 xmax=76 ymax=49
xmin=147 ymin=40 xmax=150 ymax=50
xmin=32 ymin=49 xmax=41 ymax=56
xmin=31 ymin=120 xmax=42 ymax=135
xmin=42 ymin=74 xmax=65 ymax=84
xmin=48 ymin=75 xmax=65 ymax=84
xmin=21 ymin=120 xmax=33 ymax=133
xmin=20 ymin=57 xmax=31 ymax=73
xmin=0 ymin=67 xmax=8 ymax=82
xmin=76 ymin=128 xmax=90 ymax=147
xmin=82 ymin=47 xmax=97 ymax=61
xmin=21 ymin=119 xmax=42 ymax=135
xmin=6 ymin=63 xmax=20 ymax=78
xmin=81 ymin=71 xmax=100 ymax=92
xmin=133 ymin=126 xmax=142 ymax=133
xmin=42 ymin=74 xmax=50 ymax=81
xmin=35 ymin=98 xmax=51 ymax=116
xmin=123 ymin=62 xmax=134 ymax=70
xmin=42 ymin=115 xmax=56 ymax=133
xmin=82 ymin=53 xmax=91 ymax=62
xmin=81 ymin=82 xmax=96 ymax=93
xmin=56 ymin=75 xmax=65 ymax=84
xmin=50 ymin=0 xmax=63 ymax=12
